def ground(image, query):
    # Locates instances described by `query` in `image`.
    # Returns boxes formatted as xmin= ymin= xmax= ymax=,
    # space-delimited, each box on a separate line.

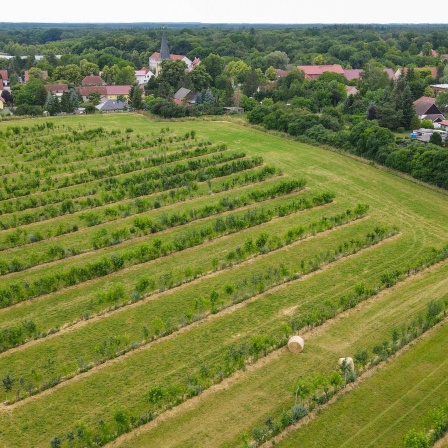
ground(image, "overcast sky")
xmin=4 ymin=0 xmax=447 ymax=24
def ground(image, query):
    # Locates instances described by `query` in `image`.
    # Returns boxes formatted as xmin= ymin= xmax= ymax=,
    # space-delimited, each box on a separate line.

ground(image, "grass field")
xmin=0 ymin=113 xmax=447 ymax=448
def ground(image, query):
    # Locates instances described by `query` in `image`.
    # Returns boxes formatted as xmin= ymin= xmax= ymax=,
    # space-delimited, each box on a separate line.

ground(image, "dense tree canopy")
xmin=1 ymin=23 xmax=447 ymax=189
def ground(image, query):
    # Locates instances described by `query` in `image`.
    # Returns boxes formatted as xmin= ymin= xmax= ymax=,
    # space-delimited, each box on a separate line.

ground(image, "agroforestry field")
xmin=0 ymin=113 xmax=447 ymax=448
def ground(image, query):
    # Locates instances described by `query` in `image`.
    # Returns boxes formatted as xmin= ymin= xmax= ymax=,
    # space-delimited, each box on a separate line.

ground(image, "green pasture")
xmin=0 ymin=114 xmax=446 ymax=448
xmin=109 ymin=263 xmax=448 ymax=448
xmin=275 ymin=323 xmax=448 ymax=448
xmin=0 ymin=218 xmax=385 ymax=394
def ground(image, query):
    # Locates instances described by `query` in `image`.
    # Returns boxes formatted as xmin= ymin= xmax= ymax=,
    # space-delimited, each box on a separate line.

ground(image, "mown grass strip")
xmin=272 ymin=322 xmax=448 ymax=448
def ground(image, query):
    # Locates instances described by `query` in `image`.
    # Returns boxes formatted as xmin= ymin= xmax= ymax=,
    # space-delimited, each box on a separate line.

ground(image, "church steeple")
xmin=159 ymin=32 xmax=171 ymax=60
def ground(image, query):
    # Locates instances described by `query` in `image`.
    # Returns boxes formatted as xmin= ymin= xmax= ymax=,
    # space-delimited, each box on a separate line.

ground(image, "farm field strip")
xmin=1 ymin=245 xmax=447 ymax=448
xmin=0 ymin=125 xmax=194 ymax=173
xmin=0 ymin=153 xmax=264 ymax=231
xmin=0 ymin=141 xmax=226 ymax=204
xmin=0 ymin=131 xmax=199 ymax=178
xmin=0 ymin=206 xmax=371 ymax=356
xmin=0 ymin=154 xmax=269 ymax=247
xmin=105 ymin=263 xmax=448 ymax=448
xmin=0 ymin=116 xmax=447 ymax=448
xmin=0 ymin=188 xmax=335 ymax=307
xmin=0 ymin=198 xmax=344 ymax=324
xmin=0 ymin=135 xmax=207 ymax=213
xmin=0 ymin=218 xmax=389 ymax=392
xmin=272 ymin=322 xmax=448 ymax=448
xmin=0 ymin=175 xmax=297 ymax=266
xmin=0 ymin=176 xmax=300 ymax=271
xmin=0 ymin=145 xmax=249 ymax=202
xmin=0 ymin=163 xmax=280 ymax=233
xmin=0 ymin=208 xmax=380 ymax=366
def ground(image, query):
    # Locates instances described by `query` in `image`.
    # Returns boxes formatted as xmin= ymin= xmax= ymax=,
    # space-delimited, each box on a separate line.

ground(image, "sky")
xmin=4 ymin=0 xmax=447 ymax=25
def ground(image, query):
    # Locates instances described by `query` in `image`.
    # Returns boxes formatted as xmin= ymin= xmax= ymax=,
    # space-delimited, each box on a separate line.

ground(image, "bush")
xmin=14 ymin=105 xmax=43 ymax=116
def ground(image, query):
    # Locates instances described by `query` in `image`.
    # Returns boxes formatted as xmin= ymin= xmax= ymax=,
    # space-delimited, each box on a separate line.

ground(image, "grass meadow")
xmin=0 ymin=113 xmax=447 ymax=448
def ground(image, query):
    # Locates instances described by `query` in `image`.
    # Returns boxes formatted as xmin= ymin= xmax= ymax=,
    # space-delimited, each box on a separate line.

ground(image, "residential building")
xmin=439 ymin=120 xmax=448 ymax=131
xmin=174 ymin=87 xmax=196 ymax=104
xmin=44 ymin=83 xmax=69 ymax=98
xmin=76 ymin=85 xmax=139 ymax=103
xmin=0 ymin=70 xmax=9 ymax=86
xmin=430 ymin=84 xmax=448 ymax=93
xmin=395 ymin=67 xmax=438 ymax=80
xmin=24 ymin=70 xmax=48 ymax=82
xmin=413 ymin=96 xmax=445 ymax=125
xmin=135 ymin=67 xmax=153 ymax=85
xmin=96 ymin=99 xmax=127 ymax=112
xmin=296 ymin=64 xmax=345 ymax=80
xmin=81 ymin=74 xmax=105 ymax=86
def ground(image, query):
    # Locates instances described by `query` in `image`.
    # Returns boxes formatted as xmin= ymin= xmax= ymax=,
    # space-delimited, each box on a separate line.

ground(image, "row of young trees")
xmin=246 ymin=297 xmax=447 ymax=448
xmin=4 ymin=233 xmax=447 ymax=413
xmin=0 ymin=178 xmax=305 ymax=274
xmin=1 ymin=224 xmax=393 ymax=414
xmin=1 ymin=196 xmax=356 ymax=360
xmin=0 ymin=189 xmax=334 ymax=308
xmin=38 ymin=227 xmax=448 ymax=448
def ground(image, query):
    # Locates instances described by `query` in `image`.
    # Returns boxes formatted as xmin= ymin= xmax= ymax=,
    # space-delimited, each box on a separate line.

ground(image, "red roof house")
xmin=81 ymin=74 xmax=105 ymax=86
xmin=296 ymin=64 xmax=345 ymax=80
xmin=24 ymin=70 xmax=48 ymax=82
xmin=414 ymin=96 xmax=445 ymax=123
xmin=45 ymin=83 xmax=69 ymax=94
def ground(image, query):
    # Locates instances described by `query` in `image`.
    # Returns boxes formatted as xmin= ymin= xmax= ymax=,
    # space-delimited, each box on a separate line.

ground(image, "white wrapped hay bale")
xmin=287 ymin=335 xmax=304 ymax=353
xmin=338 ymin=357 xmax=355 ymax=372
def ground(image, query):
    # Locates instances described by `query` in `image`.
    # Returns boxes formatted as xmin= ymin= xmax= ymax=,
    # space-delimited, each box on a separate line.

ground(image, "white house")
xmin=135 ymin=67 xmax=154 ymax=85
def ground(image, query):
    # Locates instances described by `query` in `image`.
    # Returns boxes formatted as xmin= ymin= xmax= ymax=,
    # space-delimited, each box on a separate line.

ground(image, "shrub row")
xmin=0 ymin=177 xmax=302 ymax=274
xmin=3 ymin=223 xmax=393 ymax=405
xmin=0 ymin=204 xmax=363 ymax=355
xmin=0 ymin=190 xmax=333 ymax=308
xmin=42 ymin=226 xmax=416 ymax=448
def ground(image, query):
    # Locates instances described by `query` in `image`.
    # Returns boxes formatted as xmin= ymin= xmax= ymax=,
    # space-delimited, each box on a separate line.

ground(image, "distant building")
xmin=430 ymin=84 xmax=448 ymax=94
xmin=81 ymin=74 xmax=105 ymax=86
xmin=272 ymin=66 xmax=395 ymax=82
xmin=224 ymin=106 xmax=244 ymax=114
xmin=345 ymin=85 xmax=359 ymax=96
xmin=296 ymin=64 xmax=345 ymax=80
xmin=439 ymin=120 xmax=448 ymax=131
xmin=0 ymin=70 xmax=9 ymax=86
xmin=413 ymin=96 xmax=445 ymax=125
xmin=44 ymin=83 xmax=69 ymax=98
xmin=24 ymin=70 xmax=48 ymax=83
xmin=395 ymin=67 xmax=438 ymax=80
xmin=174 ymin=87 xmax=196 ymax=104
xmin=149 ymin=32 xmax=198 ymax=76
xmin=411 ymin=128 xmax=447 ymax=142
xmin=76 ymin=84 xmax=142 ymax=103
xmin=96 ymin=99 xmax=127 ymax=112
xmin=135 ymin=67 xmax=154 ymax=85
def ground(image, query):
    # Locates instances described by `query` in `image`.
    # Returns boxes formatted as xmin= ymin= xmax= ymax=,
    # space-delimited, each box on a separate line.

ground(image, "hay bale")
xmin=287 ymin=335 xmax=304 ymax=353
xmin=338 ymin=357 xmax=355 ymax=372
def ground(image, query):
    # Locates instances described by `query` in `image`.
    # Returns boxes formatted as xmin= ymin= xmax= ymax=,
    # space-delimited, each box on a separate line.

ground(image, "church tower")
xmin=159 ymin=32 xmax=171 ymax=61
